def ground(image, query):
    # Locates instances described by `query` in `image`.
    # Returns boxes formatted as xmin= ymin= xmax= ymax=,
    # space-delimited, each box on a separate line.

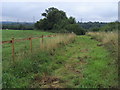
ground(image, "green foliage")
xmin=68 ymin=17 xmax=76 ymax=24
xmin=65 ymin=24 xmax=85 ymax=35
xmin=79 ymin=21 xmax=119 ymax=32
xmin=78 ymin=22 xmax=107 ymax=30
xmin=99 ymin=22 xmax=119 ymax=32
xmin=35 ymin=7 xmax=85 ymax=35
xmin=35 ymin=7 xmax=67 ymax=30
xmin=90 ymin=27 xmax=100 ymax=32
xmin=2 ymin=23 xmax=34 ymax=30
xmin=35 ymin=19 xmax=49 ymax=30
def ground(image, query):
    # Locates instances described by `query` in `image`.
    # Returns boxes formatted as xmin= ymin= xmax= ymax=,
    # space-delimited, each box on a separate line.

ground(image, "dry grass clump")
xmin=40 ymin=33 xmax=76 ymax=51
xmin=86 ymin=32 xmax=118 ymax=53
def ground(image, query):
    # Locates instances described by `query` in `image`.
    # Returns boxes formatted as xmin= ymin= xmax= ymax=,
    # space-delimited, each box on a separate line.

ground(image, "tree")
xmin=35 ymin=7 xmax=86 ymax=35
xmin=35 ymin=7 xmax=67 ymax=30
xmin=68 ymin=17 xmax=76 ymax=24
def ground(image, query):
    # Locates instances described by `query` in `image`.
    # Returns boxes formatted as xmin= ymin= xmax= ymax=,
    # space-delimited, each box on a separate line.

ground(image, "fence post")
xmin=40 ymin=37 xmax=41 ymax=49
xmin=11 ymin=37 xmax=15 ymax=62
xmin=40 ymin=35 xmax=44 ymax=49
xmin=42 ymin=35 xmax=44 ymax=44
xmin=29 ymin=37 xmax=32 ymax=53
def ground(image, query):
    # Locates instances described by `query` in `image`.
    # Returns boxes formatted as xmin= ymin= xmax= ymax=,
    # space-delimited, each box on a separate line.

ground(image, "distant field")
xmin=2 ymin=29 xmax=53 ymax=41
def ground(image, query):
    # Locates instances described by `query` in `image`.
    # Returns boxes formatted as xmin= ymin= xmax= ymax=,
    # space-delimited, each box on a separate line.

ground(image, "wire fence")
xmin=1 ymin=34 xmax=57 ymax=62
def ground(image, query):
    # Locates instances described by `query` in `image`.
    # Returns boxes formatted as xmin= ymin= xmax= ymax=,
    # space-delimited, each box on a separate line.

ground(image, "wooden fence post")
xmin=29 ymin=37 xmax=32 ymax=53
xmin=11 ymin=37 xmax=15 ymax=62
xmin=40 ymin=37 xmax=41 ymax=49
xmin=42 ymin=35 xmax=44 ymax=44
xmin=40 ymin=35 xmax=44 ymax=49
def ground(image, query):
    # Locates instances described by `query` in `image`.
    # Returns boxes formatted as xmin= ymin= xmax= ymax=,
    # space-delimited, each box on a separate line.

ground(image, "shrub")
xmin=65 ymin=24 xmax=86 ymax=35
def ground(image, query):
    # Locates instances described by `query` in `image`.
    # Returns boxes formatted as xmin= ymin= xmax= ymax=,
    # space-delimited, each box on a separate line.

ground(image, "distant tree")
xmin=2 ymin=23 xmax=34 ymax=30
xmin=19 ymin=24 xmax=24 ymax=30
xmin=35 ymin=7 xmax=67 ymax=30
xmin=78 ymin=22 xmax=107 ymax=31
xmin=99 ymin=22 xmax=119 ymax=32
xmin=90 ymin=27 xmax=100 ymax=32
xmin=35 ymin=7 xmax=86 ymax=35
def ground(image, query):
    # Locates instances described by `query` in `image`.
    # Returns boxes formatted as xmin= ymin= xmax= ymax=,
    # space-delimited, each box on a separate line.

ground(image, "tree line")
xmin=2 ymin=23 xmax=34 ymax=30
xmin=2 ymin=7 xmax=119 ymax=34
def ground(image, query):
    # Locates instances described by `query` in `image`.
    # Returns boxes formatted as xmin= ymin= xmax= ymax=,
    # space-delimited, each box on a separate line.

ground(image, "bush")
xmin=99 ymin=22 xmax=119 ymax=32
xmin=65 ymin=24 xmax=86 ymax=35
xmin=91 ymin=27 xmax=100 ymax=32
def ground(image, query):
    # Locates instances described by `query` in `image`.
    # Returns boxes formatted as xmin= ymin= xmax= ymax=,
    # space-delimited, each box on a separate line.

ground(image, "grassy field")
xmin=2 ymin=30 xmax=54 ymax=41
xmin=2 ymin=30 xmax=118 ymax=88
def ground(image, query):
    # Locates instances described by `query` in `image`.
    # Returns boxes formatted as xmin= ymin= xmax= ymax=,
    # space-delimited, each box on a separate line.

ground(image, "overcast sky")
xmin=1 ymin=0 xmax=119 ymax=22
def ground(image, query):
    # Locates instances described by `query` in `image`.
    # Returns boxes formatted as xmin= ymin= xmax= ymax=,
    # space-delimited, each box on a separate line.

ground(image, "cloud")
xmin=1 ymin=1 xmax=118 ymax=22
xmin=2 ymin=0 xmax=119 ymax=2
xmin=72 ymin=2 xmax=118 ymax=21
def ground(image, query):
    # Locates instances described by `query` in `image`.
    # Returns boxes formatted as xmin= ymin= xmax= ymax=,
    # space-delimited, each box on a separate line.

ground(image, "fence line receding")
xmin=2 ymin=34 xmax=57 ymax=61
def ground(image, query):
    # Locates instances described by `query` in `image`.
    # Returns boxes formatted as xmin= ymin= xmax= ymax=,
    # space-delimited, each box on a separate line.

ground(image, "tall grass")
xmin=41 ymin=33 xmax=76 ymax=51
xmin=86 ymin=32 xmax=118 ymax=88
xmin=86 ymin=32 xmax=118 ymax=53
